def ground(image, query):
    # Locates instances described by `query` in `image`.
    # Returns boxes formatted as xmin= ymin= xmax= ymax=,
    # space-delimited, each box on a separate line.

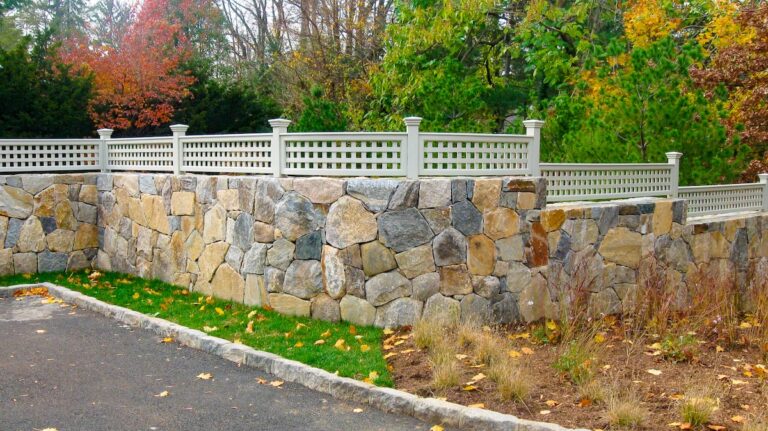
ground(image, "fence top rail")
xmin=0 ymin=138 xmax=99 ymax=145
xmin=282 ymin=132 xmax=407 ymax=140
xmin=180 ymin=133 xmax=272 ymax=142
xmin=541 ymin=162 xmax=672 ymax=170
xmin=679 ymin=183 xmax=763 ymax=192
xmin=420 ymin=132 xmax=533 ymax=142
xmin=108 ymin=136 xmax=173 ymax=143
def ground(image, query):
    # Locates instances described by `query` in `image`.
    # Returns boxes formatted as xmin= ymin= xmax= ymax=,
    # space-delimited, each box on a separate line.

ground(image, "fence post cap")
xmin=403 ymin=117 xmax=423 ymax=126
xmin=96 ymin=128 xmax=113 ymax=138
xmin=268 ymin=118 xmax=292 ymax=128
xmin=665 ymin=151 xmax=683 ymax=160
xmin=758 ymin=173 xmax=768 ymax=183
xmin=170 ymin=124 xmax=189 ymax=133
xmin=522 ymin=119 xmax=545 ymax=128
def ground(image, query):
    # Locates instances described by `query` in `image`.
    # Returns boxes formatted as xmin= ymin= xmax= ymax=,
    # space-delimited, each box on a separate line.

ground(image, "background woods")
xmin=0 ymin=0 xmax=767 ymax=184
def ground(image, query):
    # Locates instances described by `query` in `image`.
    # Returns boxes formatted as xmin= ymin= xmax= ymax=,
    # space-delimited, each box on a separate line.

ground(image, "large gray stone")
xmin=21 ymin=175 xmax=53 ymax=195
xmin=203 ymin=204 xmax=227 ymax=243
xmin=496 ymin=235 xmax=524 ymax=261
xmin=346 ymin=178 xmax=398 ymax=212
xmin=439 ymin=264 xmax=472 ymax=296
xmin=0 ymin=186 xmax=33 ymax=218
xmin=232 ymin=212 xmax=255 ymax=250
xmin=378 ymin=208 xmax=434 ymax=253
xmin=265 ymin=267 xmax=285 ymax=293
xmin=311 ymin=294 xmax=340 ymax=322
xmin=325 ymin=196 xmax=377 ymax=249
xmin=274 ymin=192 xmax=325 ymax=241
xmin=472 ymin=275 xmax=500 ymax=299
xmin=139 ymin=175 xmax=157 ymax=194
xmin=13 ymin=252 xmax=36 ymax=274
xmin=365 ymin=271 xmax=411 ymax=306
xmin=237 ymin=177 xmax=257 ymax=212
xmin=267 ymin=239 xmax=295 ymax=271
xmin=0 ymin=248 xmax=12 ymax=275
xmin=412 ymin=272 xmax=440 ymax=301
xmin=38 ymin=250 xmax=68 ymax=272
xmin=253 ymin=179 xmax=284 ymax=223
xmin=387 ymin=181 xmax=419 ymax=210
xmin=283 ymin=259 xmax=323 ymax=299
xmin=432 ymin=227 xmax=467 ymax=266
xmin=4 ymin=218 xmax=22 ymax=248
xmin=293 ymin=178 xmax=344 ymax=204
xmin=295 ymin=230 xmax=323 ymax=260
xmin=418 ymin=179 xmax=451 ymax=208
xmin=321 ymin=245 xmax=346 ymax=299
xmin=340 ymin=295 xmax=376 ymax=326
xmin=374 ymin=298 xmax=423 ymax=328
xmin=422 ymin=294 xmax=460 ymax=323
xmin=460 ymin=294 xmax=491 ymax=323
xmin=17 ymin=217 xmax=45 ymax=252
xmin=506 ymin=262 xmax=531 ymax=293
xmin=241 ymin=243 xmax=268 ymax=274
xmin=491 ymin=293 xmax=519 ymax=324
xmin=451 ymin=200 xmax=482 ymax=236
xmin=195 ymin=176 xmax=217 ymax=204
xmin=225 ymin=245 xmax=244 ymax=269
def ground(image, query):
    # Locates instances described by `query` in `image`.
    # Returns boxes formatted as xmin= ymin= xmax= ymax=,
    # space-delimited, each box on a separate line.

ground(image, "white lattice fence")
xmin=0 ymin=140 xmax=101 ymax=172
xmin=106 ymin=137 xmax=175 ymax=172
xmin=281 ymin=133 xmax=406 ymax=177
xmin=419 ymin=133 xmax=531 ymax=176
xmin=680 ymin=183 xmax=765 ymax=217
xmin=180 ymin=134 xmax=272 ymax=174
xmin=541 ymin=163 xmax=674 ymax=202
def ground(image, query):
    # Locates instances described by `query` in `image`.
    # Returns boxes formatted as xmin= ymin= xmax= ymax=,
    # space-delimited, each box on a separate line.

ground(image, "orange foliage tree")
xmin=62 ymin=0 xmax=196 ymax=132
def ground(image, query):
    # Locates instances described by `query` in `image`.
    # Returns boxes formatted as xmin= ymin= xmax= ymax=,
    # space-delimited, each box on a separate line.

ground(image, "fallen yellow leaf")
xmin=248 ymin=310 xmax=258 ymax=319
xmin=647 ymin=369 xmax=662 ymax=376
xmin=196 ymin=373 xmax=212 ymax=380
xmin=521 ymin=347 xmax=534 ymax=355
xmin=462 ymin=385 xmax=477 ymax=391
xmin=545 ymin=399 xmax=559 ymax=407
xmin=334 ymin=339 xmax=350 ymax=351
xmin=539 ymin=410 xmax=551 ymax=415
xmin=132 ymin=292 xmax=140 ymax=300
xmin=321 ymin=330 xmax=332 ymax=338
xmin=202 ymin=326 xmax=218 ymax=332
xmin=383 ymin=352 xmax=398 ymax=359
xmin=154 ymin=390 xmax=169 ymax=397
xmin=161 ymin=337 xmax=174 ymax=343
xmin=731 ymin=415 xmax=745 ymax=423
xmin=360 ymin=344 xmax=371 ymax=352
xmin=383 ymin=328 xmax=394 ymax=335
xmin=430 ymin=426 xmax=444 ymax=431
xmin=508 ymin=350 xmax=522 ymax=358
xmin=269 ymin=380 xmax=284 ymax=388
xmin=314 ymin=339 xmax=325 ymax=345
xmin=294 ymin=342 xmax=304 ymax=348
xmin=468 ymin=403 xmax=485 ymax=409
xmin=353 ymin=408 xmax=363 ymax=413
xmin=246 ymin=320 xmax=254 ymax=333
xmin=215 ymin=307 xmax=225 ymax=316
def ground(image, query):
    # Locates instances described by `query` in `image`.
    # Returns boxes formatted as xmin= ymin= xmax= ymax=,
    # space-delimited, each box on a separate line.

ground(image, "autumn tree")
xmin=63 ymin=0 xmax=195 ymax=133
xmin=693 ymin=3 xmax=768 ymax=180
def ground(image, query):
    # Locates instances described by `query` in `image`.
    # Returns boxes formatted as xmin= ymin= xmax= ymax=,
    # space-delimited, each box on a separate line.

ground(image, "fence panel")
xmin=281 ymin=133 xmax=406 ymax=177
xmin=0 ymin=140 xmax=101 ymax=172
xmin=679 ymin=183 xmax=764 ymax=217
xmin=542 ymin=163 xmax=673 ymax=202
xmin=180 ymin=134 xmax=272 ymax=174
xmin=419 ymin=133 xmax=531 ymax=176
xmin=106 ymin=137 xmax=175 ymax=172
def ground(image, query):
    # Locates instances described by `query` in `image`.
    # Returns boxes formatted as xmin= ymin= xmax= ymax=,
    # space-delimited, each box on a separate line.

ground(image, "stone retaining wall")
xmin=0 ymin=174 xmax=99 ymax=275
xmin=1 ymin=172 xmax=766 ymax=327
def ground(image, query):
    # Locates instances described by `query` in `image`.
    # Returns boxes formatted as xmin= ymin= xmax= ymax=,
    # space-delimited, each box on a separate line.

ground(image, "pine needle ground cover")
xmin=0 ymin=270 xmax=392 ymax=387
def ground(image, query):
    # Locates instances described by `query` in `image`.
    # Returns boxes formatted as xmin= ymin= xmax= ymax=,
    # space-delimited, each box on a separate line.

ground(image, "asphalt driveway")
xmin=0 ymin=295 xmax=432 ymax=431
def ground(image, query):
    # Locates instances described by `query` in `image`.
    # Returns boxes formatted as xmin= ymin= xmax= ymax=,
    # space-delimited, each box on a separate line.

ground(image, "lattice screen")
xmin=542 ymin=163 xmax=672 ymax=202
xmin=0 ymin=140 xmax=101 ymax=172
xmin=282 ymin=133 xmax=405 ymax=176
xmin=420 ymin=134 xmax=530 ymax=176
xmin=181 ymin=135 xmax=272 ymax=174
xmin=680 ymin=184 xmax=764 ymax=217
xmin=107 ymin=138 xmax=175 ymax=172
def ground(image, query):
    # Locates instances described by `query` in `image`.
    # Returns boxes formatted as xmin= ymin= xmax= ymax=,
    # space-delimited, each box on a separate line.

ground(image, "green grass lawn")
xmin=0 ymin=270 xmax=392 ymax=387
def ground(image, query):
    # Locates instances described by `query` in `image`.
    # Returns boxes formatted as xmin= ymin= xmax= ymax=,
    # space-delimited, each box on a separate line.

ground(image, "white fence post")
xmin=523 ymin=120 xmax=544 ymax=176
xmin=96 ymin=128 xmax=113 ymax=172
xmin=170 ymin=124 xmax=189 ymax=175
xmin=404 ymin=117 xmax=422 ymax=179
xmin=269 ymin=119 xmax=291 ymax=177
xmin=759 ymin=173 xmax=768 ymax=211
xmin=666 ymin=152 xmax=683 ymax=198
